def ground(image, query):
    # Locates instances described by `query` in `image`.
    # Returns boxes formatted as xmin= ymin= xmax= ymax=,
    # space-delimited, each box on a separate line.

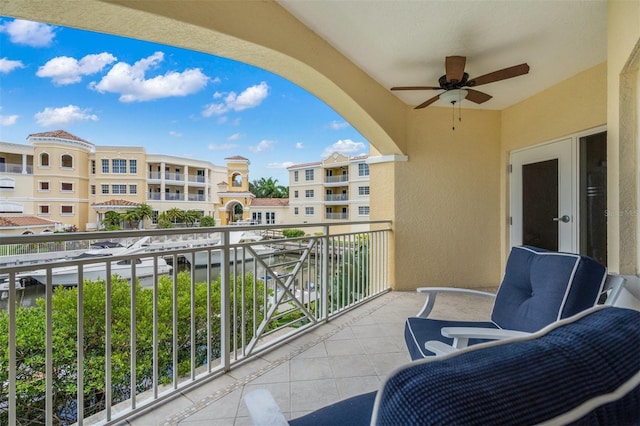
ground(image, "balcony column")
xmin=184 ymin=165 xmax=189 ymax=200
xmin=160 ymin=162 xmax=166 ymax=201
xmin=22 ymin=154 xmax=27 ymax=174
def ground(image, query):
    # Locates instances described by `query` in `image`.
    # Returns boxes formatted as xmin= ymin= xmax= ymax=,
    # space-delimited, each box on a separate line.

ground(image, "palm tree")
xmin=102 ymin=211 xmax=122 ymax=228
xmin=160 ymin=207 xmax=184 ymax=224
xmin=133 ymin=203 xmax=153 ymax=229
xmin=122 ymin=209 xmax=140 ymax=229
xmin=183 ymin=210 xmax=203 ymax=227
xmin=250 ymin=177 xmax=288 ymax=198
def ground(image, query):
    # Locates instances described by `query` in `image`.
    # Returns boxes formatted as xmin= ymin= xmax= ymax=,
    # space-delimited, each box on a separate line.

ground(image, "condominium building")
xmin=0 ymin=130 xmax=227 ymax=234
xmin=1 ymin=131 xmax=370 ymax=235
xmin=286 ymin=152 xmax=370 ymax=223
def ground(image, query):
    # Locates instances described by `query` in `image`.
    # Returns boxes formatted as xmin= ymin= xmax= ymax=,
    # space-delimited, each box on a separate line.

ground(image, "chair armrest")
xmin=424 ymin=340 xmax=458 ymax=356
xmin=244 ymin=389 xmax=289 ymax=426
xmin=415 ymin=287 xmax=496 ymax=318
xmin=441 ymin=327 xmax=531 ymax=348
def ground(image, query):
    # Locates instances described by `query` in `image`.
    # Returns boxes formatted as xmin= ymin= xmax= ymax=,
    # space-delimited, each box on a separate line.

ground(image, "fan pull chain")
xmin=452 ymin=103 xmax=455 ymax=130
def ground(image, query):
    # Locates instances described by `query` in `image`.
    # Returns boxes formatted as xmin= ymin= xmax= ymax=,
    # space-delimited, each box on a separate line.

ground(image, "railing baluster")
xmin=130 ymin=260 xmax=137 ymax=409
xmin=77 ymin=266 xmax=85 ymax=425
xmin=45 ymin=268 xmax=53 ymax=426
xmin=172 ymin=253 xmax=178 ymax=390
xmin=191 ymin=251 xmax=196 ymax=380
xmin=105 ymin=262 xmax=112 ymax=421
xmin=152 ymin=256 xmax=159 ymax=399
xmin=8 ymin=273 xmax=16 ymax=426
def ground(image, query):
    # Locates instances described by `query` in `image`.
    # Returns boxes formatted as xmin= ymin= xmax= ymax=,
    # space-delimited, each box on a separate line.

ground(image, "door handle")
xmin=553 ymin=215 xmax=571 ymax=223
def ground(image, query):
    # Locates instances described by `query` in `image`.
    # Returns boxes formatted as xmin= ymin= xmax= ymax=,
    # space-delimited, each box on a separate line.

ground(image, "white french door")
xmin=510 ymin=138 xmax=577 ymax=252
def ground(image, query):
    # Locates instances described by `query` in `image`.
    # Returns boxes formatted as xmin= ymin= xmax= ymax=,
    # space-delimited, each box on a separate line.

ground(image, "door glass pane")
xmin=579 ymin=132 xmax=607 ymax=265
xmin=522 ymin=159 xmax=558 ymax=251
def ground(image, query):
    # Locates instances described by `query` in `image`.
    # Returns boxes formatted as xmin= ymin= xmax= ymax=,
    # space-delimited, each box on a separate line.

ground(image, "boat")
xmin=189 ymin=232 xmax=277 ymax=267
xmin=0 ymin=275 xmax=24 ymax=300
xmin=16 ymin=237 xmax=172 ymax=286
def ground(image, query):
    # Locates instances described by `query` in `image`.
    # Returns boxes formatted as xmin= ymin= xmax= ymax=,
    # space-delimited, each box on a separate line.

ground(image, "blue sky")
xmin=0 ymin=17 xmax=369 ymax=183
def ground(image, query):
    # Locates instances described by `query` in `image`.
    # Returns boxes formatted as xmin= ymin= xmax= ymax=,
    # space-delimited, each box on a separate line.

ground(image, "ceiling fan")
xmin=391 ymin=56 xmax=530 ymax=109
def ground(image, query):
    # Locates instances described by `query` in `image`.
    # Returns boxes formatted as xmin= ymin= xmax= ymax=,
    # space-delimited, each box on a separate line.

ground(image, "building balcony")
xmin=324 ymin=175 xmax=349 ymax=186
xmin=188 ymin=174 xmax=206 ymax=184
xmin=0 ymin=162 xmax=33 ymax=174
xmin=1 ymin=221 xmax=395 ymax=425
xmin=187 ymin=194 xmax=207 ymax=202
xmin=147 ymin=192 xmax=162 ymax=200
xmin=326 ymin=212 xmax=349 ymax=220
xmin=164 ymin=192 xmax=185 ymax=201
xmin=325 ymin=194 xmax=349 ymax=202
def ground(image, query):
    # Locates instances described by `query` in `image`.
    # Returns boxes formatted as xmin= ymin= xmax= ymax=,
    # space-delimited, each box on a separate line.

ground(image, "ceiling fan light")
xmin=440 ymin=89 xmax=468 ymax=105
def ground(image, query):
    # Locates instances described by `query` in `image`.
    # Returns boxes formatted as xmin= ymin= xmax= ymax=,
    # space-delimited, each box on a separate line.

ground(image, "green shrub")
xmin=282 ymin=229 xmax=305 ymax=238
xmin=199 ymin=216 xmax=216 ymax=227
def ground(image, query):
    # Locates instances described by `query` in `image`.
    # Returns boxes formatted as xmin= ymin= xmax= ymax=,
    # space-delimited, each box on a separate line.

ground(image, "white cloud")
xmin=34 ymin=105 xmax=98 ymax=126
xmin=169 ymin=131 xmax=182 ymax=137
xmin=295 ymin=142 xmax=304 ymax=149
xmin=248 ymin=139 xmax=275 ymax=153
xmin=0 ymin=58 xmax=25 ymax=74
xmin=202 ymin=82 xmax=269 ymax=117
xmin=0 ymin=114 xmax=19 ymax=126
xmin=37 ymin=53 xmax=117 ymax=85
xmin=90 ymin=51 xmax=209 ymax=102
xmin=208 ymin=143 xmax=238 ymax=150
xmin=321 ymin=139 xmax=366 ymax=158
xmin=0 ymin=20 xmax=55 ymax=47
xmin=228 ymin=132 xmax=242 ymax=141
xmin=267 ymin=162 xmax=294 ymax=169
xmin=327 ymin=120 xmax=350 ymax=130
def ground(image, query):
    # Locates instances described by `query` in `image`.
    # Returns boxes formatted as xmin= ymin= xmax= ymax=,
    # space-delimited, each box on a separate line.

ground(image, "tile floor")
xmin=124 ymin=289 xmax=495 ymax=425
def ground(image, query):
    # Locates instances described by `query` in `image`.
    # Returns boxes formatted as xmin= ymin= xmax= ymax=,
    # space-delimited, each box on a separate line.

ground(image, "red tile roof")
xmin=91 ymin=199 xmax=141 ymax=207
xmin=251 ymin=198 xmax=289 ymax=207
xmin=0 ymin=215 xmax=58 ymax=227
xmin=28 ymin=130 xmax=92 ymax=144
xmin=225 ymin=155 xmax=249 ymax=161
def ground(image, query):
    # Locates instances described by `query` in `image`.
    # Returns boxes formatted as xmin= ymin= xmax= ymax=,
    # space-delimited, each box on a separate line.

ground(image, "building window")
xmin=91 ymin=160 xmax=96 ymax=174
xmin=61 ymin=154 xmax=73 ymax=168
xmin=112 ymin=184 xmax=126 ymax=194
xmin=294 ymin=190 xmax=299 ymax=198
xmin=102 ymin=159 xmax=109 ymax=173
xmin=129 ymin=159 xmax=137 ymax=174
xmin=305 ymin=190 xmax=314 ymax=198
xmin=358 ymin=206 xmax=370 ymax=215
xmin=39 ymin=205 xmax=50 ymax=215
xmin=358 ymin=163 xmax=370 ymax=177
xmin=40 ymin=153 xmax=49 ymax=167
xmin=294 ymin=207 xmax=299 ymax=215
xmin=129 ymin=184 xmax=137 ymax=194
xmin=101 ymin=184 xmax=109 ymax=194
xmin=266 ymin=212 xmax=275 ymax=224
xmin=91 ymin=185 xmax=96 ymax=195
xmin=151 ymin=210 xmax=159 ymax=224
xmin=112 ymin=159 xmax=126 ymax=174
xmin=61 ymin=182 xmax=73 ymax=192
xmin=61 ymin=205 xmax=74 ymax=215
xmin=358 ymin=186 xmax=370 ymax=196
xmin=38 ymin=181 xmax=50 ymax=191
xmin=252 ymin=212 xmax=262 ymax=224
xmin=305 ymin=169 xmax=314 ymax=181
xmin=305 ymin=207 xmax=314 ymax=215
xmin=294 ymin=170 xmax=299 ymax=182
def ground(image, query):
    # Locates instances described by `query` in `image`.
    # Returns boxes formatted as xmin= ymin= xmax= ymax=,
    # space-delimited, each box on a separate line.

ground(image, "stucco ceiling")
xmin=278 ymin=0 xmax=607 ymax=110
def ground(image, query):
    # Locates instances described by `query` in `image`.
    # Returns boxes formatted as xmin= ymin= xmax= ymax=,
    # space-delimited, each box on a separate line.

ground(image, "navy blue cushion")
xmin=404 ymin=318 xmax=495 ymax=360
xmin=290 ymin=391 xmax=376 ymax=426
xmin=377 ymin=307 xmax=640 ymax=425
xmin=492 ymin=246 xmax=606 ymax=331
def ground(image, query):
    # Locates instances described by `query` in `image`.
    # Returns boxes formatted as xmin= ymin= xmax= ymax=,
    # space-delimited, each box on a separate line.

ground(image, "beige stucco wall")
xmin=607 ymin=0 xmax=640 ymax=274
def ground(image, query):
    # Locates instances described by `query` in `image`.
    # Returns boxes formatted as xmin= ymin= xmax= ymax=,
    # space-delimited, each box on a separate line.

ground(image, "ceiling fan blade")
xmin=415 ymin=94 xmax=441 ymax=109
xmin=468 ymin=63 xmax=530 ymax=86
xmin=391 ymin=86 xmax=442 ymax=91
xmin=445 ymin=56 xmax=466 ymax=83
xmin=465 ymin=88 xmax=493 ymax=104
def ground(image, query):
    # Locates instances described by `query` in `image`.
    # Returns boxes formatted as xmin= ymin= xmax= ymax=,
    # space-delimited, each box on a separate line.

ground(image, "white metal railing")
xmin=0 ymin=221 xmax=391 ymax=425
xmin=0 ymin=162 xmax=33 ymax=174
xmin=326 ymin=212 xmax=349 ymax=220
xmin=325 ymin=194 xmax=349 ymax=202
xmin=324 ymin=175 xmax=348 ymax=184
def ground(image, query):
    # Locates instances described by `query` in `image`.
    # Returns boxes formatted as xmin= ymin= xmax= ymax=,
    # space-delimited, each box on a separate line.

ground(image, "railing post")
xmin=220 ymin=230 xmax=231 ymax=371
xmin=322 ymin=225 xmax=329 ymax=322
